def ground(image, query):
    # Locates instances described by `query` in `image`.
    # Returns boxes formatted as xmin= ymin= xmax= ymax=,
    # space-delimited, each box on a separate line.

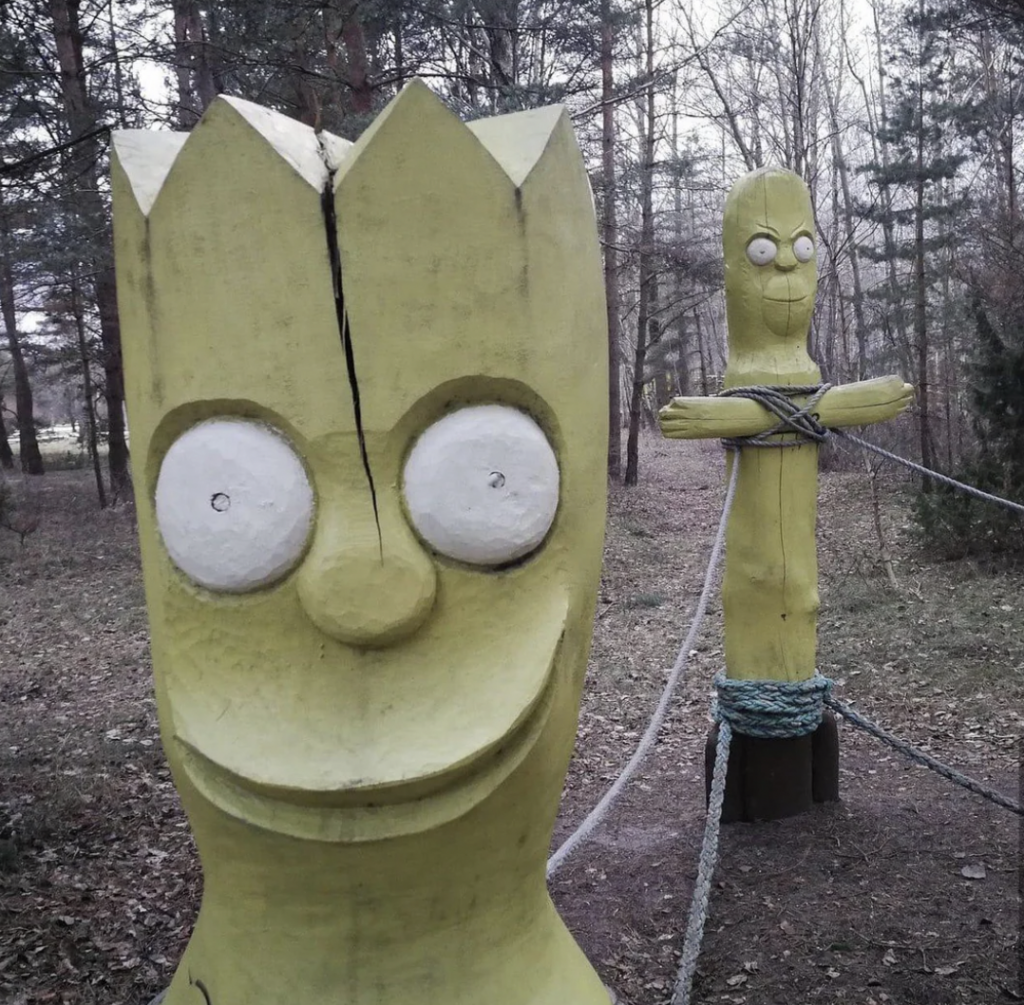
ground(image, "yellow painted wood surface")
xmin=660 ymin=167 xmax=913 ymax=683
xmin=660 ymin=375 xmax=913 ymax=439
xmin=112 ymin=82 xmax=609 ymax=1005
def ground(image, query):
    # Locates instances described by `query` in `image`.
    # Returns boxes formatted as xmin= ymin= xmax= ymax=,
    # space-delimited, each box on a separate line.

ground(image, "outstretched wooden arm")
xmin=659 ymin=375 xmax=914 ymax=440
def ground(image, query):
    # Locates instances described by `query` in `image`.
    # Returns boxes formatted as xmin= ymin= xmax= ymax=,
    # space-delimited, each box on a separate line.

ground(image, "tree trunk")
xmin=0 ymin=401 xmax=13 ymax=469
xmin=913 ymin=2 xmax=934 ymax=478
xmin=0 ymin=193 xmax=43 ymax=475
xmin=670 ymin=82 xmax=689 ymax=398
xmin=95 ymin=271 xmax=129 ymax=500
xmin=106 ymin=0 xmax=129 ymax=128
xmin=49 ymin=0 xmax=131 ymax=498
xmin=72 ymin=275 xmax=107 ymax=508
xmin=173 ymin=0 xmax=218 ymax=128
xmin=172 ymin=0 xmax=197 ymax=126
xmin=937 ymin=180 xmax=956 ymax=472
xmin=288 ymin=15 xmax=322 ymax=127
xmin=820 ymin=29 xmax=868 ymax=379
xmin=393 ymin=19 xmax=406 ymax=88
xmin=869 ymin=1 xmax=913 ymax=370
xmin=601 ymin=0 xmax=622 ymax=479
xmin=624 ymin=0 xmax=657 ymax=487
xmin=342 ymin=4 xmax=374 ymax=115
xmin=695 ymin=308 xmax=710 ymax=396
xmin=1007 ymin=60 xmax=1016 ymax=247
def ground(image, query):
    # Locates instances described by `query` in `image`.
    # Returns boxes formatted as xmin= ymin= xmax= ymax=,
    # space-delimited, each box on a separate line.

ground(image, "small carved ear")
xmin=111 ymin=130 xmax=188 ymax=216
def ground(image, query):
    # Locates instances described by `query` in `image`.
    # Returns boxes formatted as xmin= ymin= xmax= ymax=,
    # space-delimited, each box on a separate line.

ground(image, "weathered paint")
xmin=112 ymin=80 xmax=608 ymax=1005
xmin=659 ymin=166 xmax=913 ymax=684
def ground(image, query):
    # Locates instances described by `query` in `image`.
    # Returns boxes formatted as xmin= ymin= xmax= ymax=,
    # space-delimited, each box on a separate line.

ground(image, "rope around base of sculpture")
xmin=710 ymin=659 xmax=1020 ymax=819
xmin=826 ymin=696 xmax=1023 ymax=815
xmin=545 ymin=457 xmax=741 ymax=879
xmin=715 ymin=672 xmax=831 ymax=737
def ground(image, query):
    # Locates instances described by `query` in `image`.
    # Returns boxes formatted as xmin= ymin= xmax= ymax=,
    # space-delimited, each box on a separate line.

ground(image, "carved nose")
xmin=296 ymin=504 xmax=437 ymax=649
xmin=775 ymin=247 xmax=798 ymax=272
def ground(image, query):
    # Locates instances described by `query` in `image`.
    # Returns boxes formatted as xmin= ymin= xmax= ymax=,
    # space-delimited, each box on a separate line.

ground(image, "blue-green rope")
xmin=714 ymin=672 xmax=832 ymax=738
xmin=826 ymin=697 xmax=1023 ymax=815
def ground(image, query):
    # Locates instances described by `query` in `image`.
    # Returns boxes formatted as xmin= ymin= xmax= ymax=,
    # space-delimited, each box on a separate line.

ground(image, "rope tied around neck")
xmin=714 ymin=672 xmax=833 ymax=738
xmin=719 ymin=383 xmax=831 ymax=449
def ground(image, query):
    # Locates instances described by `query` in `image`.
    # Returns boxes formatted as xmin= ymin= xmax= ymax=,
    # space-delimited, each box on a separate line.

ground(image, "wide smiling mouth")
xmin=173 ymin=640 xmax=563 ymax=843
xmin=764 ymin=293 xmax=808 ymax=303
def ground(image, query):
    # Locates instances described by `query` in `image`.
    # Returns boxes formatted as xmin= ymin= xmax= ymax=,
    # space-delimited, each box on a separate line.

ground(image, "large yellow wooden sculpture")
xmin=660 ymin=167 xmax=913 ymax=820
xmin=111 ymin=81 xmax=609 ymax=1004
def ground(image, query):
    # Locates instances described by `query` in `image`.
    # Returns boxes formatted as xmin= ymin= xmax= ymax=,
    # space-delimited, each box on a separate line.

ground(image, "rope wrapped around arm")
xmin=719 ymin=383 xmax=831 ymax=449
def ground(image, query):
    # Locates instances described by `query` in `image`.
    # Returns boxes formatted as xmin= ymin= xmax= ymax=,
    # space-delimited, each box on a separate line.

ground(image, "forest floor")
xmin=0 ymin=435 xmax=1021 ymax=1005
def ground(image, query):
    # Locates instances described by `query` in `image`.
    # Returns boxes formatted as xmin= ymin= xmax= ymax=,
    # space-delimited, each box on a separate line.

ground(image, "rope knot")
xmin=714 ymin=672 xmax=832 ymax=738
xmin=719 ymin=383 xmax=831 ymax=450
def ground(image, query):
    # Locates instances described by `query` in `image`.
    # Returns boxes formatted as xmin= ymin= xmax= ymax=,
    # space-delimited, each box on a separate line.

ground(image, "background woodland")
xmin=3 ymin=0 xmax=1024 ymax=550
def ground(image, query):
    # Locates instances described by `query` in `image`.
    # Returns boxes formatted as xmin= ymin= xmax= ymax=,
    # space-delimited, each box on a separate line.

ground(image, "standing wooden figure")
xmin=660 ymin=167 xmax=913 ymax=822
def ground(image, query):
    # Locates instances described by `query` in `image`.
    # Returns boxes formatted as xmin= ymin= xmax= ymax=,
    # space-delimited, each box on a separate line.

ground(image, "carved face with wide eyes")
xmin=144 ymin=394 xmax=575 ymax=843
xmin=114 ymin=85 xmax=607 ymax=845
xmin=724 ymin=168 xmax=818 ymax=343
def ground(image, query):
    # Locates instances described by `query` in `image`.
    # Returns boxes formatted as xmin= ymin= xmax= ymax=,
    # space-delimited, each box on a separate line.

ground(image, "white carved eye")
xmin=403 ymin=405 xmax=559 ymax=566
xmin=746 ymin=237 xmax=778 ymax=266
xmin=793 ymin=235 xmax=815 ymax=262
xmin=155 ymin=420 xmax=314 ymax=592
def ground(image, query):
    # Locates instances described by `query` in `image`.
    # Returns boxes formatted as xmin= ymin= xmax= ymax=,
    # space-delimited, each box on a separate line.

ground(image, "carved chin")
xmin=761 ymin=297 xmax=811 ymax=338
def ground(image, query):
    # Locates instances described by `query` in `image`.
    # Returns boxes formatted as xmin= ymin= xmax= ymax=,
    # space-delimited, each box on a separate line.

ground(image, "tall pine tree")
xmin=857 ymin=0 xmax=969 ymax=476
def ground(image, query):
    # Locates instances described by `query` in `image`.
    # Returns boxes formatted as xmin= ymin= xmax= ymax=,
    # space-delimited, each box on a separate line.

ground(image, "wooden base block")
xmin=705 ymin=712 xmax=840 ymax=823
xmin=811 ymin=711 xmax=840 ymax=803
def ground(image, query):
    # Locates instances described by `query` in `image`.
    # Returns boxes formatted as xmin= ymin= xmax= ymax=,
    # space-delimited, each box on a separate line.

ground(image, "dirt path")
xmin=1 ymin=437 xmax=1021 ymax=1004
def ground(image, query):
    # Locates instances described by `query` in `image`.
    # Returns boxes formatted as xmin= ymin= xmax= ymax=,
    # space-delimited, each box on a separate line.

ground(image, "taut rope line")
xmin=826 ymin=697 xmax=1022 ymax=815
xmin=546 ymin=457 xmax=740 ymax=879
xmin=835 ymin=429 xmax=1024 ymax=516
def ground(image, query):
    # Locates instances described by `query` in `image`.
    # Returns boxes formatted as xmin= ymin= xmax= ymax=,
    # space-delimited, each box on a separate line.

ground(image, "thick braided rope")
xmin=672 ymin=719 xmax=731 ymax=1005
xmin=834 ymin=429 xmax=1024 ymax=516
xmin=826 ymin=697 xmax=1023 ymax=815
xmin=546 ymin=458 xmax=741 ymax=880
xmin=715 ymin=673 xmax=832 ymax=737
xmin=719 ymin=383 xmax=831 ymax=449
xmin=725 ymin=384 xmax=1024 ymax=513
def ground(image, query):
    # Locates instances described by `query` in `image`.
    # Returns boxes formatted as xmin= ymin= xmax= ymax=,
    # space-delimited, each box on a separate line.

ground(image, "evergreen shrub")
xmin=914 ymin=296 xmax=1024 ymax=560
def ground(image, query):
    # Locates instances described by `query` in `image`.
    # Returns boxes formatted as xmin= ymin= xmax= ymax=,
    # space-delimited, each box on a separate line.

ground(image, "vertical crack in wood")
xmin=317 ymin=137 xmax=383 ymax=560
xmin=188 ymin=971 xmax=213 ymax=1005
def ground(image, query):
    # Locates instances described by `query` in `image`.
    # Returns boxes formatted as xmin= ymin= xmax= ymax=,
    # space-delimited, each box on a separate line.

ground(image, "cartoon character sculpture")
xmin=661 ymin=167 xmax=913 ymax=820
xmin=111 ymin=81 xmax=609 ymax=1004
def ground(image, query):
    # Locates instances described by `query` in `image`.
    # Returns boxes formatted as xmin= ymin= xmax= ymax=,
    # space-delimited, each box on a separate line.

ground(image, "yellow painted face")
xmin=112 ymin=82 xmax=607 ymax=843
xmin=723 ymin=167 xmax=817 ymax=345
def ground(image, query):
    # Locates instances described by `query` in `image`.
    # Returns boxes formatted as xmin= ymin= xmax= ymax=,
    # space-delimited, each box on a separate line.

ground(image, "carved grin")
xmin=173 ymin=636 xmax=563 ymax=843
